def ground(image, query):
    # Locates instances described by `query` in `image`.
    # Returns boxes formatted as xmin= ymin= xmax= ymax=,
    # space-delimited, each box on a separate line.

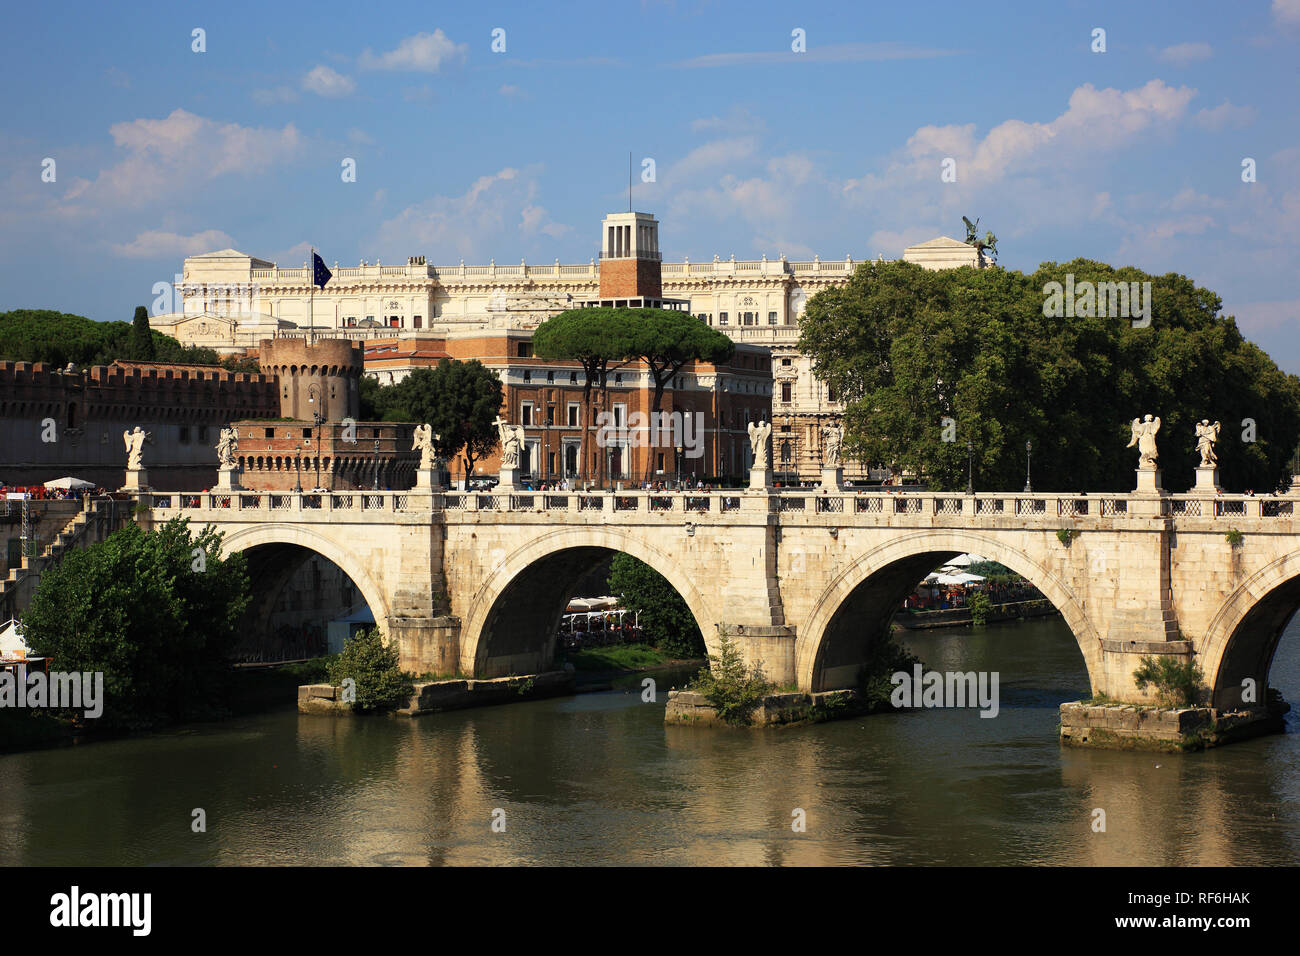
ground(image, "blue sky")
xmin=2 ymin=1 xmax=1298 ymax=368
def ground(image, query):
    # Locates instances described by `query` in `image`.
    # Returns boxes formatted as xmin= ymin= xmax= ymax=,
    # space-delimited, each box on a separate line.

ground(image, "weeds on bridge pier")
xmin=689 ymin=632 xmax=773 ymax=726
xmin=1132 ymin=655 xmax=1204 ymax=709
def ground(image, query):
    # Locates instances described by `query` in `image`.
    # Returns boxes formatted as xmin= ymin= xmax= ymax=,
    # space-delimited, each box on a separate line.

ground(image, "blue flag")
xmin=312 ymin=252 xmax=332 ymax=289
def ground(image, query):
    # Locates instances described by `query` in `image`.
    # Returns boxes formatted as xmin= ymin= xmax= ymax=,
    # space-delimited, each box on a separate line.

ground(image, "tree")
xmin=327 ymin=628 xmax=412 ymax=712
xmin=387 ymin=360 xmax=503 ymax=482
xmin=607 ymin=553 xmax=705 ymax=658
xmin=798 ymin=259 xmax=1300 ymax=493
xmin=0 ymin=309 xmax=224 ymax=368
xmin=533 ymin=308 xmax=641 ymax=486
xmin=130 ymin=305 xmax=155 ymax=361
xmin=22 ymin=518 xmax=249 ymax=729
xmin=626 ymin=309 xmax=734 ymax=480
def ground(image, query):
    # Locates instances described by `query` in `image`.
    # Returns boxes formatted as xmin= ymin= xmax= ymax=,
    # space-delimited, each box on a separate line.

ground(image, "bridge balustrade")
xmin=684 ymin=496 xmax=711 ymax=513
xmin=543 ymin=495 xmax=568 ymax=511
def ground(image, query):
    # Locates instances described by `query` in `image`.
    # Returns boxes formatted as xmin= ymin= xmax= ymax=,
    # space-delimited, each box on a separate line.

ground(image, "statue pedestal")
xmin=215 ymin=466 xmax=242 ymax=491
xmin=748 ymin=466 xmax=773 ymax=491
xmin=1290 ymin=474 xmax=1300 ymax=497
xmin=1192 ymin=465 xmax=1222 ymax=495
xmin=415 ymin=467 xmax=443 ymax=492
xmin=820 ymin=466 xmax=844 ymax=491
xmin=497 ymin=466 xmax=518 ymax=491
xmin=1133 ymin=468 xmax=1164 ymax=496
xmin=121 ymin=468 xmax=149 ymax=492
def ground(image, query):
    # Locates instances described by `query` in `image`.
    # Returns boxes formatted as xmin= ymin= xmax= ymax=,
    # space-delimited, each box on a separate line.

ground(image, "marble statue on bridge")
xmin=216 ymin=426 xmax=239 ymax=468
xmin=494 ymin=416 xmax=526 ymax=470
xmin=412 ymin=423 xmax=440 ymax=470
xmin=747 ymin=420 xmax=772 ymax=469
xmin=123 ymin=426 xmax=151 ymax=470
xmin=1127 ymin=414 xmax=1161 ymax=470
xmin=822 ymin=421 xmax=843 ymax=468
xmin=1195 ymin=420 xmax=1221 ymax=467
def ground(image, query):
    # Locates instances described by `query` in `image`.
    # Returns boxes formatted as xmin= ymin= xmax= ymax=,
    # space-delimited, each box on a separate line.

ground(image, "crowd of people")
xmin=0 ymin=484 xmax=110 ymax=501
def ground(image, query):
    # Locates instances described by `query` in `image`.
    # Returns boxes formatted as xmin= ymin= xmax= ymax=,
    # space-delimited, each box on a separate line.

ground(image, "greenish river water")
xmin=2 ymin=616 xmax=1297 ymax=866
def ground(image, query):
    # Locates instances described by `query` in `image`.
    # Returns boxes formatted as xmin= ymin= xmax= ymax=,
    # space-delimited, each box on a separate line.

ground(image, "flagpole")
xmin=309 ymin=246 xmax=315 ymax=346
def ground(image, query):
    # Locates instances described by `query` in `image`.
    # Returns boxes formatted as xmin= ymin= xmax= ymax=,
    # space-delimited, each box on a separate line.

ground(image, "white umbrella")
xmin=43 ymin=476 xmax=95 ymax=490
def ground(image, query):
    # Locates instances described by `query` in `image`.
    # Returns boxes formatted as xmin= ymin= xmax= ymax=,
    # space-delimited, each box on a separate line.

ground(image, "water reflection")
xmin=0 ymin=616 xmax=1296 ymax=866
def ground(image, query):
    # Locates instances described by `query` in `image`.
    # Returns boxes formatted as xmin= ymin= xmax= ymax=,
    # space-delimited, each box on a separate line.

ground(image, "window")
xmin=413 ymin=315 xmax=422 ymax=329
xmin=178 ymin=426 xmax=190 ymax=443
xmin=365 ymin=315 xmax=374 ymax=325
xmin=389 ymin=316 xmax=400 ymax=328
xmin=782 ymin=358 xmax=792 ymax=367
xmin=614 ymin=373 xmax=623 ymax=385
xmin=781 ymin=441 xmax=792 ymax=463
xmin=198 ymin=425 xmax=208 ymax=443
xmin=781 ymin=383 xmax=792 ymax=403
xmin=546 ymin=371 xmax=554 ymax=383
xmin=302 ymin=428 xmax=312 ymax=439
xmin=346 ymin=317 xmax=356 ymax=327
xmin=719 ymin=312 xmax=729 ymax=325
xmin=827 ymin=386 xmax=836 ymax=403
xmin=516 ymin=342 xmax=533 ymax=358
xmin=523 ymin=370 xmax=531 ymax=384
xmin=264 ymin=428 xmax=274 ymax=439
xmin=546 ymin=405 xmax=555 ymax=425
xmin=520 ymin=403 xmax=534 ymax=426
xmin=569 ymin=372 xmax=578 ymax=385
xmin=768 ymin=311 xmax=778 ymax=324
xmin=548 ymin=451 xmax=556 ymax=475
xmin=613 ymin=403 xmax=626 ymax=428
xmin=567 ymin=404 xmax=580 ymax=427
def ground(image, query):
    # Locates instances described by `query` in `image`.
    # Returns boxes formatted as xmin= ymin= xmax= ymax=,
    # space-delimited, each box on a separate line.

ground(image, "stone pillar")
xmin=498 ymin=466 xmax=518 ymax=491
xmin=215 ymin=466 xmax=242 ymax=491
xmin=749 ymin=465 xmax=773 ymax=491
xmin=1133 ymin=468 xmax=1163 ymax=495
xmin=415 ymin=466 xmax=443 ymax=491
xmin=1192 ymin=465 xmax=1222 ymax=495
xmin=820 ymin=465 xmax=843 ymax=491
xmin=121 ymin=468 xmax=149 ymax=492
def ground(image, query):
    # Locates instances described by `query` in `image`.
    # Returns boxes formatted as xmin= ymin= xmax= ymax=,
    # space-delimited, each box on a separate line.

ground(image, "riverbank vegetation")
xmin=689 ymin=633 xmax=774 ymax=726
xmin=606 ymin=554 xmax=706 ymax=658
xmin=21 ymin=517 xmax=249 ymax=731
xmin=1133 ymin=655 xmax=1205 ymax=709
xmin=326 ymin=628 xmax=412 ymax=713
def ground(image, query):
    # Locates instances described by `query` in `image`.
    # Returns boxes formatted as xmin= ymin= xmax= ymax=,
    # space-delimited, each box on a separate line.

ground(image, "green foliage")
xmin=798 ymin=259 xmax=1300 ymax=492
xmin=690 ymin=632 xmax=774 ymax=725
xmin=1056 ymin=528 xmax=1081 ymax=545
xmin=1132 ymin=654 xmax=1204 ymax=709
xmin=326 ymin=628 xmax=412 ymax=713
xmin=22 ymin=518 xmax=250 ymax=729
xmin=129 ymin=306 xmax=155 ymax=361
xmin=368 ymin=359 xmax=503 ymax=475
xmin=607 ymin=553 xmax=705 ymax=658
xmin=965 ymin=560 xmax=1015 ymax=578
xmin=1225 ymin=527 xmax=1244 ymax=547
xmin=856 ymin=631 xmax=922 ymax=708
xmin=562 ymin=643 xmax=671 ymax=672
xmin=0 ymin=309 xmax=226 ymax=367
xmin=968 ymin=589 xmax=993 ymax=625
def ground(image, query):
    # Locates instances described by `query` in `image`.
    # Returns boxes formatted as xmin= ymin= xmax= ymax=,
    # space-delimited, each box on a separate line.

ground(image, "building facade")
xmin=149 ymin=213 xmax=981 ymax=482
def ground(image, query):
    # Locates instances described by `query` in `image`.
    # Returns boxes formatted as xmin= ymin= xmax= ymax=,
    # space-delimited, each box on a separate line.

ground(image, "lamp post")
xmin=308 ymin=387 xmax=324 ymax=491
xmin=1024 ymin=440 xmax=1033 ymax=493
xmin=966 ymin=440 xmax=974 ymax=495
xmin=293 ymin=444 xmax=303 ymax=494
xmin=676 ymin=445 xmax=682 ymax=488
xmin=373 ymin=438 xmax=380 ymax=491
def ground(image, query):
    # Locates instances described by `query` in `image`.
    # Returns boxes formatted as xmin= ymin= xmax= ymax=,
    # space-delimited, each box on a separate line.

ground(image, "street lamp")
xmin=676 ymin=445 xmax=682 ymax=488
xmin=373 ymin=438 xmax=380 ymax=491
xmin=1024 ymin=440 xmax=1033 ymax=493
xmin=966 ymin=440 xmax=974 ymax=495
xmin=293 ymin=443 xmax=303 ymax=494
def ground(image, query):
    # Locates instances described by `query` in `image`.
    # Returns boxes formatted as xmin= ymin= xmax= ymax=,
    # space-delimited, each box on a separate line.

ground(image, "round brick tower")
xmin=259 ymin=338 xmax=361 ymax=422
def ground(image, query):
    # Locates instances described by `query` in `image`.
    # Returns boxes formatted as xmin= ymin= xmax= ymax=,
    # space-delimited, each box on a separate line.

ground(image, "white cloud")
xmin=374 ymin=167 xmax=569 ymax=260
xmin=302 ymin=65 xmax=356 ymax=98
xmin=1193 ymin=100 xmax=1257 ymax=130
xmin=1273 ymin=0 xmax=1300 ymax=25
xmin=499 ymin=84 xmax=524 ymax=98
xmin=690 ymin=107 xmax=767 ymax=135
xmin=252 ymin=86 xmax=299 ymax=105
xmin=71 ymin=109 xmax=303 ymax=209
xmin=1159 ymin=42 xmax=1212 ymax=65
xmin=359 ymin=30 xmax=467 ymax=72
xmin=111 ymin=228 xmax=236 ymax=259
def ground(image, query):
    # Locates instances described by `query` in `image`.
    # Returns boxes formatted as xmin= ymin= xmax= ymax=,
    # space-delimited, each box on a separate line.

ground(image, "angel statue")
xmin=411 ymin=423 xmax=440 ymax=470
xmin=493 ymin=416 xmax=525 ymax=469
xmin=215 ymin=426 xmax=239 ymax=468
xmin=962 ymin=216 xmax=980 ymax=245
xmin=822 ymin=421 xmax=843 ymax=467
xmin=1194 ymin=420 xmax=1221 ymax=468
xmin=123 ymin=426 xmax=152 ymax=470
xmin=1126 ymin=414 xmax=1161 ymax=470
xmin=747 ymin=420 xmax=772 ymax=469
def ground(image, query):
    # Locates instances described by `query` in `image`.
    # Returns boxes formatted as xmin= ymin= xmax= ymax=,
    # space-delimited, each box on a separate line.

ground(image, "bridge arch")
xmin=795 ymin=530 xmax=1102 ymax=692
xmin=217 ymin=523 xmax=392 ymax=632
xmin=1200 ymin=549 xmax=1300 ymax=709
xmin=460 ymin=526 xmax=722 ymax=678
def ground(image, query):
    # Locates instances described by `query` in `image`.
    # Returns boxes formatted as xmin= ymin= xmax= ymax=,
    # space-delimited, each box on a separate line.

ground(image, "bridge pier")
xmin=389 ymin=616 xmax=461 ymax=675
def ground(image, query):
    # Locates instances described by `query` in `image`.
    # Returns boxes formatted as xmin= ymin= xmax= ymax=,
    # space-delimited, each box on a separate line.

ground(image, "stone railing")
xmin=144 ymin=488 xmax=1298 ymax=523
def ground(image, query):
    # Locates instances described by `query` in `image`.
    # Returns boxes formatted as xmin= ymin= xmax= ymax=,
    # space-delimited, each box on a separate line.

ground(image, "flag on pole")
xmin=312 ymin=252 xmax=332 ymax=289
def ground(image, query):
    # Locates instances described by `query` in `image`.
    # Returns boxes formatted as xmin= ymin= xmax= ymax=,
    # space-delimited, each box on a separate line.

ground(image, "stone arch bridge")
xmin=142 ymin=486 xmax=1300 ymax=710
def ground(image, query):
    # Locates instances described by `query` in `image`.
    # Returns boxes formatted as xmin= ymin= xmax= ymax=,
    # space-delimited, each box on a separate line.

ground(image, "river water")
xmin=2 ymin=616 xmax=1297 ymax=866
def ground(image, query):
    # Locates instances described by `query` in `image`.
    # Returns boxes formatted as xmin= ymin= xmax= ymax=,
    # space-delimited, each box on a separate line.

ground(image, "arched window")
xmin=780 ymin=441 xmax=792 ymax=463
